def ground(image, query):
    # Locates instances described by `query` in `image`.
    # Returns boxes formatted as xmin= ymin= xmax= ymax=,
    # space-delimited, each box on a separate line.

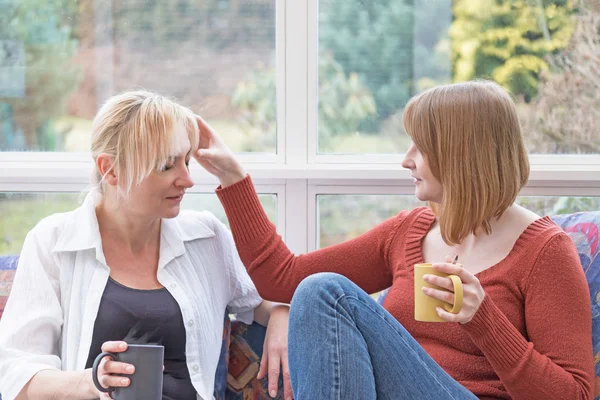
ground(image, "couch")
xmin=1 ymin=210 xmax=599 ymax=399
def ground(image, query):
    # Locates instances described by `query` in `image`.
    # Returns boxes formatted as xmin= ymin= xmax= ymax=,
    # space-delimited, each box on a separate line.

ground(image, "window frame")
xmin=1 ymin=0 xmax=599 ymax=256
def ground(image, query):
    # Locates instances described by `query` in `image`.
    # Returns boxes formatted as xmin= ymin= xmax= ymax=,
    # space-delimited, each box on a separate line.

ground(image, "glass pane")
xmin=0 ymin=192 xmax=277 ymax=255
xmin=1 ymin=1 xmax=276 ymax=153
xmin=517 ymin=196 xmax=600 ymax=216
xmin=317 ymin=0 xmax=598 ymax=155
xmin=317 ymin=194 xmax=424 ymax=248
xmin=180 ymin=193 xmax=277 ymax=229
xmin=316 ymin=194 xmax=423 ymax=298
xmin=317 ymin=194 xmax=600 ymax=249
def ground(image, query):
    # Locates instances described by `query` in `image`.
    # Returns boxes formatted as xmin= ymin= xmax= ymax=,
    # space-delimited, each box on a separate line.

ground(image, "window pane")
xmin=0 ymin=192 xmax=277 ymax=255
xmin=317 ymin=194 xmax=423 ymax=248
xmin=316 ymin=194 xmax=423 ymax=298
xmin=180 ymin=193 xmax=277 ymax=229
xmin=317 ymin=0 xmax=597 ymax=155
xmin=317 ymin=194 xmax=600 ymax=249
xmin=1 ymin=1 xmax=276 ymax=153
xmin=517 ymin=196 xmax=600 ymax=216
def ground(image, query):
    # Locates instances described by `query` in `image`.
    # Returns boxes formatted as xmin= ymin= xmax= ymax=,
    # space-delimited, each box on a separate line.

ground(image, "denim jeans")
xmin=288 ymin=273 xmax=479 ymax=400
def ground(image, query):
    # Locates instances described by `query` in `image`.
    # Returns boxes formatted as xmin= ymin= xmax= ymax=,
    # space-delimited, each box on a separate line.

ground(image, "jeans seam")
xmin=333 ymin=293 xmax=465 ymax=400
xmin=332 ymin=294 xmax=341 ymax=400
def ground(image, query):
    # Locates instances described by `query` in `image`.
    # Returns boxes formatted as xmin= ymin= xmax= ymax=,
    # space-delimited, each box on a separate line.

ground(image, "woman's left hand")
xmin=258 ymin=304 xmax=293 ymax=400
xmin=423 ymin=256 xmax=486 ymax=324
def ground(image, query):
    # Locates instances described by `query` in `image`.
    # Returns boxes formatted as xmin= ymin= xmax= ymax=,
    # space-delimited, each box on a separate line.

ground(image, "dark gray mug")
xmin=92 ymin=344 xmax=164 ymax=400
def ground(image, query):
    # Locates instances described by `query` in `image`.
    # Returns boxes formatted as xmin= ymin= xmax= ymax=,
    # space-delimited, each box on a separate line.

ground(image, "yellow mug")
xmin=414 ymin=263 xmax=463 ymax=322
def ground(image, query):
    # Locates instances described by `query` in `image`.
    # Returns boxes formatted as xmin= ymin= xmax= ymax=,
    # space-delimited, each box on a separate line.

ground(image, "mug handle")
xmin=443 ymin=275 xmax=463 ymax=314
xmin=92 ymin=351 xmax=117 ymax=393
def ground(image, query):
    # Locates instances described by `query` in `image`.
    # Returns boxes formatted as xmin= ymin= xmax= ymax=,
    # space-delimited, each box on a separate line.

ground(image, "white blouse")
xmin=0 ymin=189 xmax=262 ymax=400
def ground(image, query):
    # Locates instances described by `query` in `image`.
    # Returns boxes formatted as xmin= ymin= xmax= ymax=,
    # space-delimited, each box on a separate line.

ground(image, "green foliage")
xmin=318 ymin=52 xmax=377 ymax=148
xmin=517 ymin=196 xmax=600 ymax=216
xmin=551 ymin=197 xmax=600 ymax=215
xmin=518 ymin=4 xmax=600 ymax=154
xmin=230 ymin=63 xmax=277 ymax=152
xmin=231 ymin=55 xmax=377 ymax=151
xmin=319 ymin=0 xmax=415 ymax=128
xmin=318 ymin=195 xmax=424 ymax=248
xmin=0 ymin=0 xmax=81 ymax=150
xmin=451 ymin=0 xmax=574 ymax=100
xmin=0 ymin=193 xmax=81 ymax=255
xmin=413 ymin=0 xmax=453 ymax=91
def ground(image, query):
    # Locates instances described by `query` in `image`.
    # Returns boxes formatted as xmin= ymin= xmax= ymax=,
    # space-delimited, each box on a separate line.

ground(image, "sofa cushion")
xmin=213 ymin=315 xmax=231 ymax=399
xmin=551 ymin=211 xmax=600 ymax=398
xmin=224 ymin=321 xmax=285 ymax=399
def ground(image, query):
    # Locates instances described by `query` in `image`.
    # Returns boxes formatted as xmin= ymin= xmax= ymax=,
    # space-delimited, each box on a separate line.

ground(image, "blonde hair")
xmin=403 ymin=80 xmax=530 ymax=245
xmin=91 ymin=90 xmax=199 ymax=195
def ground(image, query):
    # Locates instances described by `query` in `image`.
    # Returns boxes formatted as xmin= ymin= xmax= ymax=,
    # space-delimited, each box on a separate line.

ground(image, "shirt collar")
xmin=52 ymin=189 xmax=104 ymax=259
xmin=52 ymin=189 xmax=216 ymax=268
xmin=157 ymin=213 xmax=215 ymax=270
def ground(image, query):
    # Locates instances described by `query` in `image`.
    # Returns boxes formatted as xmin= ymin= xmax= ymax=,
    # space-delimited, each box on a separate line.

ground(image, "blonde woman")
xmin=0 ymin=91 xmax=292 ymax=400
xmin=195 ymin=81 xmax=593 ymax=399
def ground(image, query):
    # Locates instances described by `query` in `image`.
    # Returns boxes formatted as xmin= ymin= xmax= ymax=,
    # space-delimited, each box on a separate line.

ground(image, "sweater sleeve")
xmin=216 ymin=175 xmax=408 ymax=303
xmin=462 ymin=233 xmax=593 ymax=400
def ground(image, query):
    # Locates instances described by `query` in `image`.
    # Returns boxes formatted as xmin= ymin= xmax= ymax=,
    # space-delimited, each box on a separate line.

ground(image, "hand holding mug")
xmin=422 ymin=257 xmax=485 ymax=324
xmin=92 ymin=342 xmax=164 ymax=400
xmin=93 ymin=341 xmax=134 ymax=399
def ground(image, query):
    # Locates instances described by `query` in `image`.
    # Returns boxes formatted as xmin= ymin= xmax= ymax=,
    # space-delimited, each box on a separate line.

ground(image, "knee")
xmin=292 ymin=272 xmax=351 ymax=306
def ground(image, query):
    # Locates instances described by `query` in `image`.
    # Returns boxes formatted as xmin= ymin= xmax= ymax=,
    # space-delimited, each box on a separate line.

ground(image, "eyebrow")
xmin=168 ymin=149 xmax=192 ymax=160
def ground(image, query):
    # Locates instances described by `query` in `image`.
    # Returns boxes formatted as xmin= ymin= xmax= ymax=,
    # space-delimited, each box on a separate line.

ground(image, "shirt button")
xmin=188 ymin=319 xmax=194 ymax=327
xmin=193 ymin=365 xmax=199 ymax=372
xmin=170 ymin=283 xmax=176 ymax=289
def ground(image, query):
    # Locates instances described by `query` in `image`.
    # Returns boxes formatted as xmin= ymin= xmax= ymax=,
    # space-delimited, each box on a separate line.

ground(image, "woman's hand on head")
xmin=258 ymin=305 xmax=293 ymax=400
xmin=95 ymin=341 xmax=134 ymax=399
xmin=193 ymin=115 xmax=247 ymax=188
xmin=423 ymin=255 xmax=486 ymax=324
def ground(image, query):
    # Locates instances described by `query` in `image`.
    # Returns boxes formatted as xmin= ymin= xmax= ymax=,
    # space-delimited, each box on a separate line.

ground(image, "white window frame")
xmin=1 ymin=0 xmax=599 ymax=256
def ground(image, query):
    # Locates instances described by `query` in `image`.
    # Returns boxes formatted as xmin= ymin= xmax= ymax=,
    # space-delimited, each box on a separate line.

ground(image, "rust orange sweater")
xmin=217 ymin=176 xmax=594 ymax=400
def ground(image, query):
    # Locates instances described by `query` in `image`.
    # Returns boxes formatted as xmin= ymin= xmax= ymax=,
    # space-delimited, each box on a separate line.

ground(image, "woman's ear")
xmin=96 ymin=153 xmax=118 ymax=187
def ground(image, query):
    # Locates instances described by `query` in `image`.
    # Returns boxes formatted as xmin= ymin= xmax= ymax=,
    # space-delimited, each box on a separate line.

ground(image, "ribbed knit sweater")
xmin=217 ymin=175 xmax=593 ymax=400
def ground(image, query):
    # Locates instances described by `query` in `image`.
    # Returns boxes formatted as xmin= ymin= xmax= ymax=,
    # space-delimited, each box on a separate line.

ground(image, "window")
xmin=0 ymin=192 xmax=81 ymax=255
xmin=0 ymin=1 xmax=278 ymax=154
xmin=316 ymin=0 xmax=598 ymax=156
xmin=1 ymin=0 xmax=599 ymax=258
xmin=317 ymin=194 xmax=423 ymax=248
xmin=0 ymin=191 xmax=278 ymax=255
xmin=316 ymin=194 xmax=600 ymax=249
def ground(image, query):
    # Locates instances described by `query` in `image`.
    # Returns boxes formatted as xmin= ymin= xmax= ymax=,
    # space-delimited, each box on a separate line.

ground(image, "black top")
xmin=85 ymin=277 xmax=196 ymax=400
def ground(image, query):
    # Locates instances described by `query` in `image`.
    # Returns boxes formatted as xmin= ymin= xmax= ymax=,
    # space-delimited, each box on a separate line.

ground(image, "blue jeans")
xmin=288 ymin=273 xmax=479 ymax=400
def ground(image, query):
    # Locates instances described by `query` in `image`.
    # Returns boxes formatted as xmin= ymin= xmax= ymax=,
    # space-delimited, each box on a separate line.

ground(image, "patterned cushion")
xmin=217 ymin=318 xmax=286 ymax=399
xmin=0 ymin=255 xmax=18 ymax=321
xmin=224 ymin=321 xmax=285 ymax=399
xmin=551 ymin=211 xmax=600 ymax=399
xmin=214 ymin=315 xmax=232 ymax=399
xmin=0 ymin=256 xmax=17 ymax=400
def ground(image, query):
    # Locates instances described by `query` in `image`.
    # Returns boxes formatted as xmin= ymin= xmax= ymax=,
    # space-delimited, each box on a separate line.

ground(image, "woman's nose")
xmin=401 ymin=143 xmax=416 ymax=169
xmin=178 ymin=166 xmax=194 ymax=188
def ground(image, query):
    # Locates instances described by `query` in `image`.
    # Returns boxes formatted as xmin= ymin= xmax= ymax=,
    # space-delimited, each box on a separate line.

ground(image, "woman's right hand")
xmin=94 ymin=341 xmax=134 ymax=399
xmin=194 ymin=115 xmax=247 ymax=188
